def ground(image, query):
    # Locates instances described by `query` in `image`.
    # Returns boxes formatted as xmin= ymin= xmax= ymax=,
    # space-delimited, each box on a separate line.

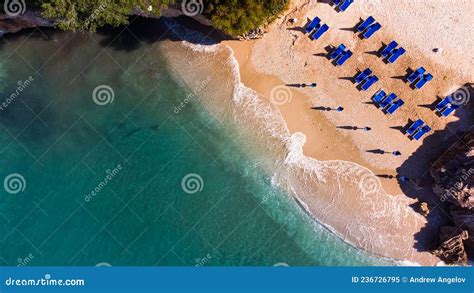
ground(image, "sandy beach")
xmin=216 ymin=0 xmax=473 ymax=265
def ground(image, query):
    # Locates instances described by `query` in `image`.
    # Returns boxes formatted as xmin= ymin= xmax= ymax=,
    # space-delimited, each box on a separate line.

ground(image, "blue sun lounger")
xmin=413 ymin=125 xmax=431 ymax=140
xmin=339 ymin=0 xmax=354 ymax=11
xmin=407 ymin=67 xmax=426 ymax=83
xmin=372 ymin=89 xmax=387 ymax=103
xmin=357 ymin=16 xmax=375 ymax=32
xmin=379 ymin=93 xmax=396 ymax=108
xmin=355 ymin=68 xmax=372 ymax=83
xmin=414 ymin=73 xmax=433 ymax=89
xmin=441 ymin=104 xmax=460 ymax=117
xmin=407 ymin=119 xmax=424 ymax=136
xmin=387 ymin=47 xmax=405 ymax=63
xmin=330 ymin=44 xmax=346 ymax=59
xmin=362 ymin=22 xmax=381 ymax=39
xmin=332 ymin=0 xmax=343 ymax=5
xmin=336 ymin=50 xmax=353 ymax=66
xmin=313 ymin=24 xmax=329 ymax=40
xmin=361 ymin=75 xmax=378 ymax=91
xmin=387 ymin=99 xmax=405 ymax=114
xmin=381 ymin=41 xmax=398 ymax=57
xmin=435 ymin=97 xmax=450 ymax=112
xmin=305 ymin=17 xmax=321 ymax=34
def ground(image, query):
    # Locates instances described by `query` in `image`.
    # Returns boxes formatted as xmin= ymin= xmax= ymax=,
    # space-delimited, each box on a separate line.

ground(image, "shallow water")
xmin=0 ymin=21 xmax=389 ymax=266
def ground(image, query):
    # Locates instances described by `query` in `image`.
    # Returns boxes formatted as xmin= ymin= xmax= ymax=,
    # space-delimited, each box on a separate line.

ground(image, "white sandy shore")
xmin=162 ymin=0 xmax=472 ymax=265
xmin=220 ymin=0 xmax=472 ymax=265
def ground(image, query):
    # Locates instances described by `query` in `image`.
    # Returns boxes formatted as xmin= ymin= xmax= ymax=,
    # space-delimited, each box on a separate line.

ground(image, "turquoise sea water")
xmin=0 ymin=21 xmax=389 ymax=266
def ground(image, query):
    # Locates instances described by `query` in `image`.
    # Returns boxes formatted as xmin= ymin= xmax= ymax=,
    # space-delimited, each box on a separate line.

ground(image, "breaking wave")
xmin=159 ymin=20 xmax=436 ymax=265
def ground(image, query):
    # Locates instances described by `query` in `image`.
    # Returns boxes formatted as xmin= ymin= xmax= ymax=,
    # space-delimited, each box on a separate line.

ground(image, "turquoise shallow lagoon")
xmin=0 ymin=21 xmax=389 ymax=266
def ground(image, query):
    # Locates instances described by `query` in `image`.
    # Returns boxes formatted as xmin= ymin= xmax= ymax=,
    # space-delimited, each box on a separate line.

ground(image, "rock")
xmin=420 ymin=202 xmax=430 ymax=217
xmin=433 ymin=226 xmax=468 ymax=265
xmin=237 ymin=27 xmax=265 ymax=40
xmin=430 ymin=128 xmax=474 ymax=262
xmin=0 ymin=11 xmax=53 ymax=35
xmin=430 ymin=130 xmax=474 ymax=208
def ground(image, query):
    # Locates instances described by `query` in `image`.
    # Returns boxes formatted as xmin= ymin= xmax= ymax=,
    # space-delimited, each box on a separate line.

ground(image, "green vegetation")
xmin=206 ymin=0 xmax=289 ymax=36
xmin=19 ymin=0 xmax=289 ymax=36
xmin=38 ymin=0 xmax=173 ymax=31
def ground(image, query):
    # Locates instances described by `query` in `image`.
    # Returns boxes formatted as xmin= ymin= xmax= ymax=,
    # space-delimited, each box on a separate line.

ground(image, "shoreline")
xmin=225 ymin=39 xmax=404 ymax=195
xmin=228 ymin=40 xmax=439 ymax=265
xmin=216 ymin=0 xmax=472 ymax=265
xmin=167 ymin=38 xmax=441 ymax=265
xmin=156 ymin=11 xmax=445 ymax=264
xmin=2 ymin=1 xmax=471 ymax=267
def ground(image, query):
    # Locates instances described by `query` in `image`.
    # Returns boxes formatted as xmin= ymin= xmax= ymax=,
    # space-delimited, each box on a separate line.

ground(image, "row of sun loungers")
xmin=332 ymin=0 xmax=354 ymax=12
xmin=380 ymin=41 xmax=405 ymax=64
xmin=330 ymin=44 xmax=353 ymax=65
xmin=305 ymin=17 xmax=320 ymax=34
xmin=357 ymin=16 xmax=381 ymax=39
xmin=435 ymin=96 xmax=461 ymax=117
xmin=313 ymin=24 xmax=329 ymax=40
xmin=372 ymin=89 xmax=405 ymax=114
xmin=302 ymin=7 xmax=439 ymax=142
xmin=355 ymin=68 xmax=372 ymax=83
xmin=361 ymin=76 xmax=378 ymax=91
xmin=305 ymin=17 xmax=329 ymax=40
xmin=354 ymin=68 xmax=378 ymax=91
xmin=406 ymin=119 xmax=431 ymax=140
xmin=407 ymin=66 xmax=433 ymax=89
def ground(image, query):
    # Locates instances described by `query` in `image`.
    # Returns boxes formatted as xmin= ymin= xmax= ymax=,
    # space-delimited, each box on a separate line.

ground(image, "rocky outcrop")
xmin=0 ymin=11 xmax=52 ymax=36
xmin=237 ymin=27 xmax=266 ymax=40
xmin=431 ymin=129 xmax=474 ymax=264
xmin=0 ymin=7 xmax=224 ymax=39
xmin=431 ymin=130 xmax=474 ymax=208
xmin=433 ymin=226 xmax=468 ymax=264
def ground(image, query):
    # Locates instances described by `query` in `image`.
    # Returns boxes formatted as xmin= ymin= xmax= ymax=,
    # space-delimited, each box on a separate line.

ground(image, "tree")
xmin=40 ymin=0 xmax=173 ymax=31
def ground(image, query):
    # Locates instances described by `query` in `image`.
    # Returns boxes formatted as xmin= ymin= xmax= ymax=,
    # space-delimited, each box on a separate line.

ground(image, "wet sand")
xmin=218 ymin=0 xmax=473 ymax=264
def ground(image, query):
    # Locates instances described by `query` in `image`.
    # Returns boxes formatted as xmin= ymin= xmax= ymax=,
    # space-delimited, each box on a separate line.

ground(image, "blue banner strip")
xmin=0 ymin=267 xmax=472 ymax=292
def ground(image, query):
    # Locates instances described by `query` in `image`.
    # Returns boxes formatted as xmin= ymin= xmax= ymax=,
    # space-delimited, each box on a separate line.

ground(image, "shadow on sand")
xmin=395 ymin=84 xmax=473 ymax=253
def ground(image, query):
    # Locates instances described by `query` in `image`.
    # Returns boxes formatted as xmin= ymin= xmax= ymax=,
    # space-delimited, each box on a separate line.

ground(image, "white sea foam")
xmin=184 ymin=42 xmax=220 ymax=53
xmin=160 ymin=26 xmax=434 ymax=264
xmin=395 ymin=260 xmax=422 ymax=267
xmin=218 ymin=45 xmax=435 ymax=264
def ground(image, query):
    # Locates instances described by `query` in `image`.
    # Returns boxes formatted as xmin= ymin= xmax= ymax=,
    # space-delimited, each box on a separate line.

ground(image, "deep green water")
xmin=0 ymin=23 xmax=388 ymax=266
